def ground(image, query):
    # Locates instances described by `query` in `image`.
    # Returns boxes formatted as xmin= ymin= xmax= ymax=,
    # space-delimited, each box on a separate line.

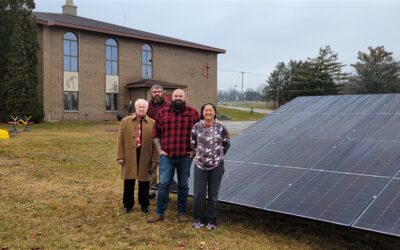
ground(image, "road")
xmin=221 ymin=120 xmax=256 ymax=135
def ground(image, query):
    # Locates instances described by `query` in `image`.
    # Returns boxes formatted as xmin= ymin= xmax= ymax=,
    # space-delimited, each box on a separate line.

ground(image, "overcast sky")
xmin=34 ymin=0 xmax=400 ymax=91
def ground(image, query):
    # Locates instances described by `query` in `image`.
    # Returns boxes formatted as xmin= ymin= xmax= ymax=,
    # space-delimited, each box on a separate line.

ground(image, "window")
xmin=106 ymin=93 xmax=118 ymax=111
xmin=63 ymin=32 xmax=78 ymax=72
xmin=105 ymin=38 xmax=119 ymax=111
xmin=64 ymin=91 xmax=79 ymax=110
xmin=63 ymin=32 xmax=79 ymax=111
xmin=106 ymin=38 xmax=118 ymax=75
xmin=141 ymin=44 xmax=152 ymax=79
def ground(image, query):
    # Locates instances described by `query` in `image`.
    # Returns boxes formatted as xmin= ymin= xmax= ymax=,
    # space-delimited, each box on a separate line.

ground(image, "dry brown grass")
xmin=0 ymin=122 xmax=399 ymax=249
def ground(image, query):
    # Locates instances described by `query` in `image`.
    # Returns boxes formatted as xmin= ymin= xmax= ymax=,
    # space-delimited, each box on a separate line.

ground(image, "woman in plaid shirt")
xmin=190 ymin=103 xmax=230 ymax=229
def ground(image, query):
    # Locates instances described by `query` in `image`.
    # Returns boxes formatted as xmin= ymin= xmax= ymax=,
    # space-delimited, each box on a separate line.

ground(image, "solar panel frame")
xmin=350 ymin=114 xmax=400 ymax=141
xmin=285 ymin=113 xmax=368 ymax=138
xmin=219 ymin=163 xmax=307 ymax=208
xmin=311 ymin=139 xmax=400 ymax=177
xmin=241 ymin=113 xmax=313 ymax=135
xmin=224 ymin=134 xmax=277 ymax=161
xmin=265 ymin=170 xmax=389 ymax=226
xmin=245 ymin=136 xmax=340 ymax=168
xmin=185 ymin=94 xmax=400 ymax=237
xmin=353 ymin=179 xmax=400 ymax=237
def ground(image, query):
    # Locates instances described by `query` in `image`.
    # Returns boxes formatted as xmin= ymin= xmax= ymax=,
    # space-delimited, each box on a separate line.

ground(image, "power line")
xmin=218 ymin=69 xmax=268 ymax=100
xmin=219 ymin=69 xmax=268 ymax=77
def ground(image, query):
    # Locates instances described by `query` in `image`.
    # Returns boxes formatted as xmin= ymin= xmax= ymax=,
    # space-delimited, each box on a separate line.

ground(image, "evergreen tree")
xmin=290 ymin=46 xmax=347 ymax=97
xmin=0 ymin=0 xmax=44 ymax=122
xmin=265 ymin=62 xmax=287 ymax=106
xmin=0 ymin=0 xmax=14 ymax=115
xmin=286 ymin=60 xmax=317 ymax=100
xmin=350 ymin=46 xmax=400 ymax=94
xmin=264 ymin=46 xmax=348 ymax=106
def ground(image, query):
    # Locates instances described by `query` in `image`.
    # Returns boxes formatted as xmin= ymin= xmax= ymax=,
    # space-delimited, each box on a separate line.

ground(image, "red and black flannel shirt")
xmin=152 ymin=105 xmax=200 ymax=157
xmin=147 ymin=99 xmax=170 ymax=120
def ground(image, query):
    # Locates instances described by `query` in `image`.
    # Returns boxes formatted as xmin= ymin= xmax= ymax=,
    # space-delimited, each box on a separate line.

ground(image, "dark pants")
xmin=192 ymin=162 xmax=225 ymax=224
xmin=123 ymin=179 xmax=150 ymax=209
xmin=122 ymin=147 xmax=150 ymax=209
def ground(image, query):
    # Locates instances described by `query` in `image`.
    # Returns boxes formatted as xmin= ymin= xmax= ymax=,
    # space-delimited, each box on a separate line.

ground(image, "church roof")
xmin=34 ymin=12 xmax=226 ymax=54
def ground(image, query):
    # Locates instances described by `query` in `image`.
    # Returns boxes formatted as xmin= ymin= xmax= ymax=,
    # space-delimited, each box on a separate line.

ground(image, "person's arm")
xmin=154 ymin=138 xmax=167 ymax=156
xmin=187 ymin=109 xmax=200 ymax=159
xmin=189 ymin=125 xmax=198 ymax=159
xmin=152 ymin=112 xmax=167 ymax=156
xmin=150 ymin=139 xmax=159 ymax=171
xmin=222 ymin=125 xmax=230 ymax=154
xmin=116 ymin=119 xmax=125 ymax=166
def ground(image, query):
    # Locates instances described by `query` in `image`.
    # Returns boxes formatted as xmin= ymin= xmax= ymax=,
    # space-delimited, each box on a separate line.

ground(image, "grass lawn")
xmin=217 ymin=106 xmax=266 ymax=121
xmin=219 ymin=101 xmax=274 ymax=110
xmin=0 ymin=122 xmax=399 ymax=249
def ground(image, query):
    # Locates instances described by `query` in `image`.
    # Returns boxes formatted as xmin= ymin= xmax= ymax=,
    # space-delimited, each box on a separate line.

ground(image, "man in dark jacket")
xmin=147 ymin=85 xmax=170 ymax=120
xmin=147 ymin=85 xmax=170 ymax=199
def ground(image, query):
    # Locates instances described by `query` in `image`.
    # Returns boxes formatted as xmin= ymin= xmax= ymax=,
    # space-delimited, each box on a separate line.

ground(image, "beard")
xmin=172 ymin=100 xmax=185 ymax=112
xmin=152 ymin=95 xmax=164 ymax=105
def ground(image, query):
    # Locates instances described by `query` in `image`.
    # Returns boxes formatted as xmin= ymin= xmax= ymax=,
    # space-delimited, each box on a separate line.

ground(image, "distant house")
xmin=35 ymin=0 xmax=225 ymax=121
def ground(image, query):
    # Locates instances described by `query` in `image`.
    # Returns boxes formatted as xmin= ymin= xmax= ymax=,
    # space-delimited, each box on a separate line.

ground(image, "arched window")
xmin=106 ymin=38 xmax=118 ymax=75
xmin=141 ymin=44 xmax=152 ymax=79
xmin=63 ymin=32 xmax=78 ymax=72
xmin=105 ymin=38 xmax=118 ymax=111
xmin=63 ymin=32 xmax=79 ymax=111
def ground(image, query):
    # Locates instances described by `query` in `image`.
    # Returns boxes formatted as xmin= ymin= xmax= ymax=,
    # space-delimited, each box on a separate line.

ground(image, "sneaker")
xmin=192 ymin=221 xmax=204 ymax=229
xmin=177 ymin=214 xmax=188 ymax=223
xmin=147 ymin=214 xmax=164 ymax=223
xmin=206 ymin=223 xmax=217 ymax=230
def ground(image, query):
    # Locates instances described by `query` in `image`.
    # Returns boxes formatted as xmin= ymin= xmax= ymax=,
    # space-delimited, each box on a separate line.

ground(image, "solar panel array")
xmin=188 ymin=94 xmax=400 ymax=237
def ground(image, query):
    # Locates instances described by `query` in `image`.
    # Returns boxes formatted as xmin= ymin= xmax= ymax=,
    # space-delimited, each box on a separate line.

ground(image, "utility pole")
xmin=240 ymin=71 xmax=245 ymax=102
xmin=234 ymin=84 xmax=238 ymax=102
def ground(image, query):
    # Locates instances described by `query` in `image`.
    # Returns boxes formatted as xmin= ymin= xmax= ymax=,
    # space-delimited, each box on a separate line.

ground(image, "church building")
xmin=35 ymin=0 xmax=225 ymax=121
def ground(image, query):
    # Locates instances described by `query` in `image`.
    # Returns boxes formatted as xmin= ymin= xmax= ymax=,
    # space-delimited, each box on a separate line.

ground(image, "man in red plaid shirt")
xmin=148 ymin=89 xmax=200 ymax=223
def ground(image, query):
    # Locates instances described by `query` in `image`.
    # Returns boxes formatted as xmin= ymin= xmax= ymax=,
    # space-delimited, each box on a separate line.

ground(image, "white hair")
xmin=135 ymin=98 xmax=148 ymax=108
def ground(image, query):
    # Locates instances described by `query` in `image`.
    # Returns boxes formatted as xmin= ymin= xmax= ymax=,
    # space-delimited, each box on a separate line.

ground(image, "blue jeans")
xmin=157 ymin=155 xmax=192 ymax=215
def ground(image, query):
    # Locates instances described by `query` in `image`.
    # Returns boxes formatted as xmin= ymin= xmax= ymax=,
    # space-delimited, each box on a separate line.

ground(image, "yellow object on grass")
xmin=0 ymin=129 xmax=10 ymax=140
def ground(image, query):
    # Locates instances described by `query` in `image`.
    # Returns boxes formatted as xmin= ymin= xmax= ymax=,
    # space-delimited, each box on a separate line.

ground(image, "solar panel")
xmin=312 ymin=139 xmax=400 ymax=177
xmin=286 ymin=114 xmax=367 ymax=138
xmin=246 ymin=137 xmax=339 ymax=168
xmin=353 ymin=179 xmax=400 ymax=236
xmin=220 ymin=164 xmax=306 ymax=208
xmin=266 ymin=170 xmax=388 ymax=225
xmin=350 ymin=114 xmax=400 ymax=141
xmin=224 ymin=134 xmax=277 ymax=161
xmin=241 ymin=113 xmax=312 ymax=135
xmin=186 ymin=94 xmax=400 ymax=237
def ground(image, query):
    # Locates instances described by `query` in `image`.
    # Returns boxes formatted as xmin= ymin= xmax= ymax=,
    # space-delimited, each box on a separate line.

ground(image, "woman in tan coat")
xmin=117 ymin=99 xmax=158 ymax=213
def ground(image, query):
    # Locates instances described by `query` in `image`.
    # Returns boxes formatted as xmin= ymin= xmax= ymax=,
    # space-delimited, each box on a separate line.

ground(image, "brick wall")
xmin=37 ymin=25 xmax=219 ymax=121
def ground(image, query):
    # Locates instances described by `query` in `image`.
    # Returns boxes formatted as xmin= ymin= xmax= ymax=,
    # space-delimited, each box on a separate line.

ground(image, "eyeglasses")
xmin=151 ymin=91 xmax=162 ymax=93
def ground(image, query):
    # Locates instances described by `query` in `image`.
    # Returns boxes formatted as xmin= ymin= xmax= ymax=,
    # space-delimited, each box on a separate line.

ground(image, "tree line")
xmin=0 ymin=0 xmax=44 ymax=122
xmin=218 ymin=87 xmax=263 ymax=102
xmin=218 ymin=45 xmax=400 ymax=107
xmin=264 ymin=45 xmax=400 ymax=107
